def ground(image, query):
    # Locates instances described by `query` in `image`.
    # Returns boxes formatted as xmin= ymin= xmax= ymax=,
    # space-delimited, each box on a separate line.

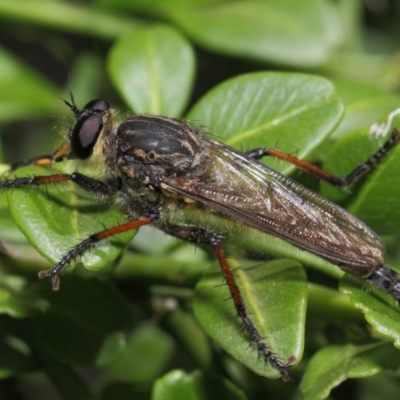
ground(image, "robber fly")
xmin=1 ymin=96 xmax=400 ymax=381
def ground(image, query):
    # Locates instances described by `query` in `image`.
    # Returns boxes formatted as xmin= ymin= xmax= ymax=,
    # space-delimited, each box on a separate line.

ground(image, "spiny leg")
xmin=245 ymin=128 xmax=400 ymax=188
xmin=0 ymin=172 xmax=117 ymax=199
xmin=1 ymin=171 xmax=130 ymax=289
xmin=38 ymin=217 xmax=153 ymax=290
xmin=1 ymin=168 xmax=152 ymax=289
xmin=211 ymin=238 xmax=293 ymax=381
xmin=159 ymin=222 xmax=294 ymax=381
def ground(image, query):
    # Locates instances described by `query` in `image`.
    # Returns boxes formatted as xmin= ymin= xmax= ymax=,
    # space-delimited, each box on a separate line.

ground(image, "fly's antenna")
xmin=60 ymin=80 xmax=81 ymax=119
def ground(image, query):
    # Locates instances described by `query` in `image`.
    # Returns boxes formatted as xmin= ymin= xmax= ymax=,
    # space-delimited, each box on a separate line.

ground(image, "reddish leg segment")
xmin=38 ymin=218 xmax=153 ymax=290
xmin=0 ymin=173 xmax=117 ymax=198
xmin=159 ymin=223 xmax=295 ymax=380
xmin=212 ymin=241 xmax=294 ymax=381
xmin=246 ymin=128 xmax=400 ymax=188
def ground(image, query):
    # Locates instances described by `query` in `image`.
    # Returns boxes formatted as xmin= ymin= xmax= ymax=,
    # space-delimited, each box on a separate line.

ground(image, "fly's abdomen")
xmin=366 ymin=264 xmax=400 ymax=300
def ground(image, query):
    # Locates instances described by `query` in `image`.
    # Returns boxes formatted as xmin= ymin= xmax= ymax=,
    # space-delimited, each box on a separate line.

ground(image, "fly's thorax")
xmin=115 ymin=115 xmax=209 ymax=178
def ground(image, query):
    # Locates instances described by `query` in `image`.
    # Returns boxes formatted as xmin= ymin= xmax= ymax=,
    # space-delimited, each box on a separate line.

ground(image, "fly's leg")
xmin=7 ymin=142 xmax=71 ymax=173
xmin=245 ymin=128 xmax=400 ymax=188
xmin=38 ymin=217 xmax=153 ymax=290
xmin=0 ymin=171 xmax=128 ymax=288
xmin=0 ymin=171 xmax=134 ymax=288
xmin=0 ymin=172 xmax=117 ymax=200
xmin=9 ymin=154 xmax=54 ymax=171
xmin=212 ymin=239 xmax=294 ymax=381
xmin=160 ymin=223 xmax=294 ymax=381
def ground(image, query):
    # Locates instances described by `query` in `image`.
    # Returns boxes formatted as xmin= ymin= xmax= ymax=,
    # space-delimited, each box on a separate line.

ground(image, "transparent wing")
xmin=162 ymin=140 xmax=384 ymax=270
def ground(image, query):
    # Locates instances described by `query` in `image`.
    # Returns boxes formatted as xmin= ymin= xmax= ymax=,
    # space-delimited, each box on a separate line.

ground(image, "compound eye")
xmin=83 ymin=99 xmax=110 ymax=113
xmin=70 ymin=114 xmax=103 ymax=159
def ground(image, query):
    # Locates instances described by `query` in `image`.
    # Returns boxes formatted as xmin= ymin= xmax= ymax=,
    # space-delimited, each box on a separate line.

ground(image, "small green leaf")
xmin=340 ymin=274 xmax=400 ymax=348
xmin=187 ymin=72 xmax=343 ymax=174
xmin=6 ymin=163 xmax=136 ymax=271
xmin=194 ymin=259 xmax=307 ymax=379
xmin=108 ymin=25 xmax=195 ymax=116
xmin=300 ymin=342 xmax=400 ymax=400
xmin=152 ymin=370 xmax=248 ymax=400
xmin=170 ymin=0 xmax=341 ymax=66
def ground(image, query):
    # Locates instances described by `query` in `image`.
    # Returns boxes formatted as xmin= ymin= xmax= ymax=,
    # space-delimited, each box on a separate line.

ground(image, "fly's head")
xmin=115 ymin=115 xmax=206 ymax=187
xmin=64 ymin=98 xmax=116 ymax=170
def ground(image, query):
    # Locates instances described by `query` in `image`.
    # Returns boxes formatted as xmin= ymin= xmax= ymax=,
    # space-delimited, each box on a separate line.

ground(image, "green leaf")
xmin=108 ymin=25 xmax=195 ymax=116
xmin=30 ymin=278 xmax=132 ymax=365
xmin=152 ymin=370 xmax=248 ymax=400
xmin=300 ymin=342 xmax=400 ymax=400
xmin=331 ymin=79 xmax=400 ymax=139
xmin=170 ymin=0 xmax=342 ymax=66
xmin=187 ymin=72 xmax=344 ymax=174
xmin=0 ymin=47 xmax=59 ymax=121
xmin=194 ymin=259 xmax=307 ymax=379
xmin=6 ymin=163 xmax=136 ymax=271
xmin=340 ymin=274 xmax=400 ymax=349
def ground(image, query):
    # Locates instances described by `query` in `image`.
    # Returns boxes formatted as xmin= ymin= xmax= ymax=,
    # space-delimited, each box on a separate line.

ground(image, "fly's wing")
xmin=162 ymin=140 xmax=384 ymax=271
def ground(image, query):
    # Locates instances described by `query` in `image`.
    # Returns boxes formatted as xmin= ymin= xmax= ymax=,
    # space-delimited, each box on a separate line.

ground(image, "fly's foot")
xmin=255 ymin=337 xmax=295 ymax=381
xmin=38 ymin=269 xmax=61 ymax=291
xmin=267 ymin=353 xmax=295 ymax=382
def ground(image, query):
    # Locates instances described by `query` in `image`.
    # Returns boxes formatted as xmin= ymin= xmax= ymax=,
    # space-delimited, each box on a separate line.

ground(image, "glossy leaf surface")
xmin=187 ymin=72 xmax=343 ymax=174
xmin=109 ymin=24 xmax=195 ymax=116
